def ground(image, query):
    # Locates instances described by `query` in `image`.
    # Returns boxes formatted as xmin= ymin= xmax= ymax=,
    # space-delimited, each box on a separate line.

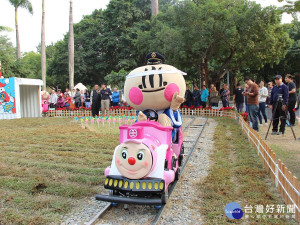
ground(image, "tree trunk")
xmin=15 ymin=8 xmax=21 ymax=59
xmin=68 ymin=0 xmax=74 ymax=90
xmin=201 ymin=57 xmax=209 ymax=86
xmin=151 ymin=0 xmax=158 ymax=16
xmin=41 ymin=0 xmax=46 ymax=90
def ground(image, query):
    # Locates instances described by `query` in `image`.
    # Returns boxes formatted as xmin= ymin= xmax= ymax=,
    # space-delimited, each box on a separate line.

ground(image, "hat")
xmin=274 ymin=75 xmax=282 ymax=79
xmin=146 ymin=52 xmax=165 ymax=65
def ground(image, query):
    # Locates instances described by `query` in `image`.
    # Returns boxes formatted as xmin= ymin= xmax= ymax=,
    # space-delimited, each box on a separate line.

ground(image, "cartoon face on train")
xmin=124 ymin=64 xmax=186 ymax=111
xmin=115 ymin=142 xmax=153 ymax=179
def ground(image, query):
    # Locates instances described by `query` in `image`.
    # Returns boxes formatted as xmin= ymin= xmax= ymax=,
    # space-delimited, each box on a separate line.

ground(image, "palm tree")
xmin=0 ymin=26 xmax=13 ymax=32
xmin=68 ymin=0 xmax=74 ymax=90
xmin=7 ymin=0 xmax=33 ymax=59
xmin=151 ymin=0 xmax=158 ymax=16
xmin=41 ymin=0 xmax=46 ymax=89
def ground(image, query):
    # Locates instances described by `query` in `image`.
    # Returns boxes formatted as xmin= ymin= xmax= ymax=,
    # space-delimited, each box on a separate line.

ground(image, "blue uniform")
xmin=136 ymin=108 xmax=183 ymax=142
xmin=270 ymin=83 xmax=289 ymax=105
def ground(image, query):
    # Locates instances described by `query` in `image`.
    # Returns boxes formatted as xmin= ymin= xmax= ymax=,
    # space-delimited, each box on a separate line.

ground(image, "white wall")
xmin=20 ymin=85 xmax=41 ymax=118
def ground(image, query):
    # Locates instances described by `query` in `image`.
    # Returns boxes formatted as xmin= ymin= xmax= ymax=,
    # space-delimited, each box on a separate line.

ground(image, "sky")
xmin=0 ymin=0 xmax=298 ymax=53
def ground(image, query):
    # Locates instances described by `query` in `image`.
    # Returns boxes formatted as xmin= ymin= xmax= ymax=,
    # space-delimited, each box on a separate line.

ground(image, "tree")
xmin=41 ymin=0 xmax=46 ymax=89
xmin=68 ymin=0 xmax=74 ymax=90
xmin=0 ymin=35 xmax=17 ymax=77
xmin=0 ymin=26 xmax=13 ymax=32
xmin=47 ymin=0 xmax=153 ymax=88
xmin=151 ymin=0 xmax=159 ymax=16
xmin=104 ymin=69 xmax=128 ymax=88
xmin=7 ymin=0 xmax=33 ymax=59
xmin=135 ymin=0 xmax=292 ymax=86
xmin=278 ymin=0 xmax=300 ymax=13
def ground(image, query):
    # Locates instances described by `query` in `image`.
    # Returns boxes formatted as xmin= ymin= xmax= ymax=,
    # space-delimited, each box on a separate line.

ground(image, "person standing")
xmin=192 ymin=86 xmax=201 ymax=107
xmin=112 ymin=88 xmax=120 ymax=107
xmin=233 ymin=83 xmax=244 ymax=113
xmin=209 ymin=86 xmax=219 ymax=107
xmin=64 ymin=88 xmax=71 ymax=97
xmin=268 ymin=75 xmax=289 ymax=135
xmin=184 ymin=85 xmax=193 ymax=107
xmin=258 ymin=81 xmax=268 ymax=126
xmin=243 ymin=77 xmax=259 ymax=131
xmin=285 ymin=74 xmax=296 ymax=127
xmin=221 ymin=84 xmax=230 ymax=107
xmin=200 ymin=85 xmax=209 ymax=108
xmin=91 ymin=84 xmax=101 ymax=117
xmin=85 ymin=90 xmax=91 ymax=109
xmin=49 ymin=90 xmax=58 ymax=109
xmin=100 ymin=84 xmax=112 ymax=116
xmin=74 ymin=89 xmax=81 ymax=108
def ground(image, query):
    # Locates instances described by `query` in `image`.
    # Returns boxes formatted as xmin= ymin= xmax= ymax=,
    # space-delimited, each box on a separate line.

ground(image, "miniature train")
xmin=96 ymin=110 xmax=184 ymax=205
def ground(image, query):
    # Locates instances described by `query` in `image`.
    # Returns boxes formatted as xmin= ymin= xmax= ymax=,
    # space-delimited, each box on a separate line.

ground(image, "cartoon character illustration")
xmin=0 ymin=79 xmax=16 ymax=114
xmin=0 ymin=82 xmax=10 ymax=103
xmin=124 ymin=52 xmax=186 ymax=141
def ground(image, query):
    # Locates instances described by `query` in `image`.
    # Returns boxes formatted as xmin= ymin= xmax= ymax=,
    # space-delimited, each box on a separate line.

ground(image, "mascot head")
xmin=124 ymin=52 xmax=186 ymax=111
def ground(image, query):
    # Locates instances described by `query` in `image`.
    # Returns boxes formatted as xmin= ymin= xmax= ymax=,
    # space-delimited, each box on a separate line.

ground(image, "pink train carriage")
xmin=96 ymin=119 xmax=184 ymax=205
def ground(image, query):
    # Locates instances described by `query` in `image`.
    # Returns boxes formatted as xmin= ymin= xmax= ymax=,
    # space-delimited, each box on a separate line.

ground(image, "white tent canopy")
xmin=74 ymin=83 xmax=88 ymax=91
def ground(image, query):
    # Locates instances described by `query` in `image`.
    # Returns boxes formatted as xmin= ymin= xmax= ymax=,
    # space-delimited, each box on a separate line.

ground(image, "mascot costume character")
xmin=124 ymin=52 xmax=186 ymax=142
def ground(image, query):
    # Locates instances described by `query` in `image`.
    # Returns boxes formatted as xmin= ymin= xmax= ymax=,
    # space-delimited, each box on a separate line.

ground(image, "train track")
xmin=87 ymin=116 xmax=208 ymax=225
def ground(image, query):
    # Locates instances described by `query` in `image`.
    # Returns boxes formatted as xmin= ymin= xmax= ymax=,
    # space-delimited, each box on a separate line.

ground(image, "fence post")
xmin=275 ymin=163 xmax=279 ymax=187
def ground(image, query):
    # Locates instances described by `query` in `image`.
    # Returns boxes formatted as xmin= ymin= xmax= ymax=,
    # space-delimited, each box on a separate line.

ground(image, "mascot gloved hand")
xmin=170 ymin=92 xmax=184 ymax=111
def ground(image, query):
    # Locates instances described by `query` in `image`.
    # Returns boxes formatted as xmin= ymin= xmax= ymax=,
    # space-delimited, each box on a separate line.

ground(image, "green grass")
xmin=269 ymin=144 xmax=300 ymax=180
xmin=0 ymin=118 xmax=119 ymax=224
xmin=199 ymin=118 xmax=298 ymax=225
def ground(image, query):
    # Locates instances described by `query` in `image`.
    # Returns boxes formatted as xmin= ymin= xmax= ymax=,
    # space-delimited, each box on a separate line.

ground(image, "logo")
xmin=151 ymin=52 xmax=156 ymax=58
xmin=225 ymin=202 xmax=243 ymax=219
xmin=128 ymin=129 xmax=138 ymax=138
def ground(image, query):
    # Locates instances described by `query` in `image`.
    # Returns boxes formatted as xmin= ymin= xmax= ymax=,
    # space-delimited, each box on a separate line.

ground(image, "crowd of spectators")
xmin=42 ymin=75 xmax=299 ymax=132
xmin=182 ymin=74 xmax=299 ymax=133
xmin=42 ymin=84 xmax=126 ymax=117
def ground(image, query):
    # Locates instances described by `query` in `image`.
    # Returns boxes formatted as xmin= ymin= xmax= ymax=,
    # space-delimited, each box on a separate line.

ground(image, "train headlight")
xmin=130 ymin=182 xmax=134 ymax=189
xmin=114 ymin=180 xmax=118 ymax=187
xmin=154 ymin=182 xmax=158 ymax=190
xmin=105 ymin=178 xmax=109 ymax=185
xmin=148 ymin=182 xmax=152 ymax=190
xmin=124 ymin=181 xmax=129 ymax=188
xmin=142 ymin=182 xmax=146 ymax=190
xmin=136 ymin=182 xmax=140 ymax=190
xmin=118 ymin=180 xmax=123 ymax=188
xmin=160 ymin=182 xmax=164 ymax=190
xmin=109 ymin=179 xmax=113 ymax=186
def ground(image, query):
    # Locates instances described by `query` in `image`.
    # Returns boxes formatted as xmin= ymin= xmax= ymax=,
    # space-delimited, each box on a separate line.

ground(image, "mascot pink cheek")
xmin=164 ymin=83 xmax=179 ymax=102
xmin=129 ymin=87 xmax=143 ymax=105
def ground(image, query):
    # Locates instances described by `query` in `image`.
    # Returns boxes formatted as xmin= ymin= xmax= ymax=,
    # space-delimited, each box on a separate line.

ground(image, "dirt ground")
xmin=258 ymin=120 xmax=300 ymax=180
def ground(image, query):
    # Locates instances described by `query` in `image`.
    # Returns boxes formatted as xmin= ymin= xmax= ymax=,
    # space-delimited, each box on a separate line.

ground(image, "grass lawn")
xmin=199 ymin=118 xmax=298 ymax=224
xmin=258 ymin=123 xmax=300 ymax=180
xmin=0 ymin=118 xmax=119 ymax=224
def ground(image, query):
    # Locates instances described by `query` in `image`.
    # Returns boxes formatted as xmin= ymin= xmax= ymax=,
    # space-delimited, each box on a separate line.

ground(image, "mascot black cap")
xmin=146 ymin=52 xmax=165 ymax=65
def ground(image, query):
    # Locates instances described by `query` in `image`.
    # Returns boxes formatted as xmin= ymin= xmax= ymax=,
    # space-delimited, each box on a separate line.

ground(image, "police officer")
xmin=268 ymin=75 xmax=289 ymax=135
xmin=91 ymin=84 xmax=101 ymax=117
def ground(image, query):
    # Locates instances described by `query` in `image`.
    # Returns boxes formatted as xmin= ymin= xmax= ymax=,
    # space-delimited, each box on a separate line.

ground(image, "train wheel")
xmin=161 ymin=188 xmax=169 ymax=204
xmin=109 ymin=190 xmax=118 ymax=206
xmin=175 ymin=167 xmax=181 ymax=180
xmin=178 ymin=144 xmax=184 ymax=167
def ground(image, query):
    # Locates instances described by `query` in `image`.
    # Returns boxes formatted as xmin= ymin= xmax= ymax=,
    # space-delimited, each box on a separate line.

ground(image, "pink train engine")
xmin=96 ymin=119 xmax=184 ymax=205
